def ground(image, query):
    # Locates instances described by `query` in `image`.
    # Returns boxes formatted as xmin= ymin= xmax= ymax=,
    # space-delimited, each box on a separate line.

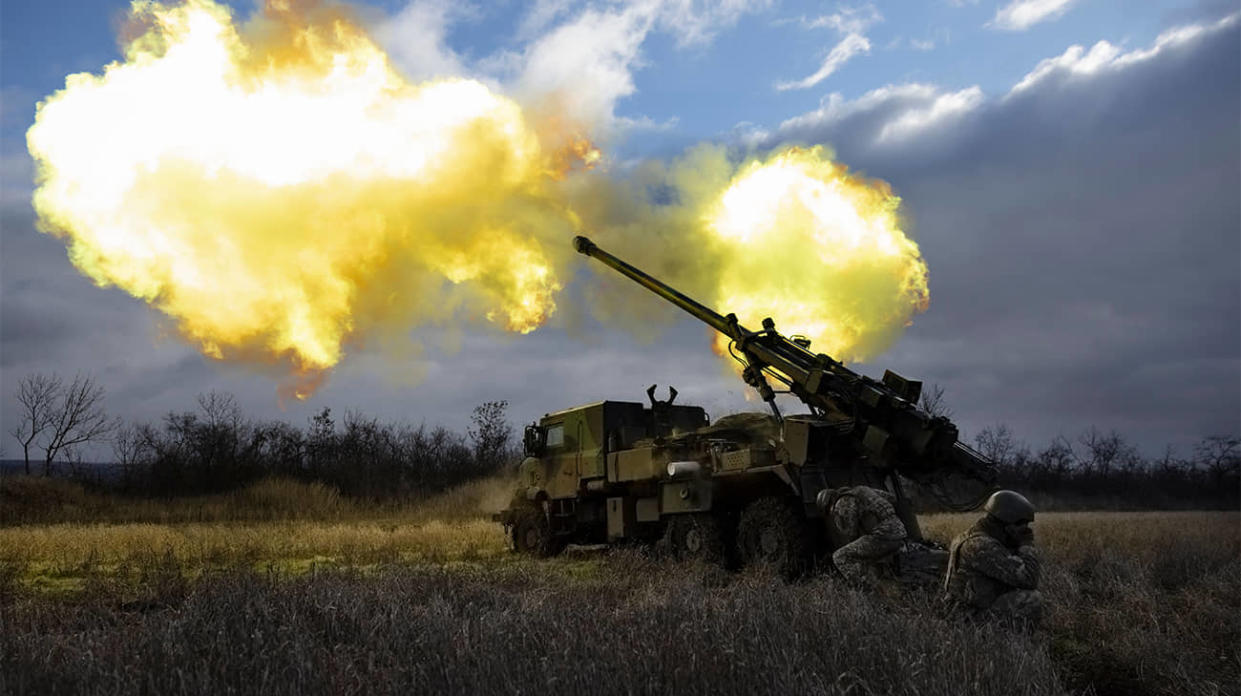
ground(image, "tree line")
xmin=8 ymin=373 xmax=516 ymax=499
xmin=975 ymin=424 xmax=1238 ymax=509
xmin=919 ymin=385 xmax=1239 ymax=509
xmin=6 ymin=372 xmax=1240 ymax=506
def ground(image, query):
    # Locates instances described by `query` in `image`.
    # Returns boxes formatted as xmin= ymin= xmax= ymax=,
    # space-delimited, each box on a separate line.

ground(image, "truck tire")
xmin=737 ymin=496 xmax=812 ymax=578
xmin=663 ymin=513 xmax=726 ymax=565
xmin=511 ymin=502 xmax=563 ymax=557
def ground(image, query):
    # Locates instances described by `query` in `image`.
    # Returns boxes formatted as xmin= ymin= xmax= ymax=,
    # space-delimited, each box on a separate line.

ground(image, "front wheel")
xmin=510 ymin=502 xmax=563 ymax=557
xmin=737 ymin=496 xmax=812 ymax=578
xmin=663 ymin=513 xmax=726 ymax=565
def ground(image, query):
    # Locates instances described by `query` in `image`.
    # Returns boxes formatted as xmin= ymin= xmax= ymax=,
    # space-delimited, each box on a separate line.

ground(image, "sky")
xmin=1 ymin=0 xmax=1238 ymax=460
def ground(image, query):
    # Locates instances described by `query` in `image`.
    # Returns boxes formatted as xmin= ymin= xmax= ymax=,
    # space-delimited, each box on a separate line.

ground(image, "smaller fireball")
xmin=703 ymin=147 xmax=929 ymax=365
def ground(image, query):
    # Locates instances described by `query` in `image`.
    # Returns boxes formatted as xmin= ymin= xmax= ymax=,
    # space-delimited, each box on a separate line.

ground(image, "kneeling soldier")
xmin=943 ymin=490 xmax=1043 ymax=627
xmin=816 ymin=485 xmax=907 ymax=586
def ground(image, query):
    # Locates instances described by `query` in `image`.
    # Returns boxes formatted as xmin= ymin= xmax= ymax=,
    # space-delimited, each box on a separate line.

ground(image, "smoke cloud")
xmin=27 ymin=0 xmax=929 ymax=398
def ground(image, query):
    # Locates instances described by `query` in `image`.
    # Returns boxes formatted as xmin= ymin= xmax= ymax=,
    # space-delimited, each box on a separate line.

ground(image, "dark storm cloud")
xmin=762 ymin=16 xmax=1241 ymax=451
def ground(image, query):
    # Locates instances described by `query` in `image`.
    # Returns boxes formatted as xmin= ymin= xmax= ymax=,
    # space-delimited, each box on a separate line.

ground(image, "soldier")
xmin=943 ymin=490 xmax=1043 ymax=628
xmin=816 ymin=485 xmax=908 ymax=585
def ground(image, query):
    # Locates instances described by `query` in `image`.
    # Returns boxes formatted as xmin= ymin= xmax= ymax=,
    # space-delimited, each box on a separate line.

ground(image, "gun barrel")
xmin=573 ymin=236 xmax=743 ymax=339
xmin=572 ymin=234 xmax=994 ymax=490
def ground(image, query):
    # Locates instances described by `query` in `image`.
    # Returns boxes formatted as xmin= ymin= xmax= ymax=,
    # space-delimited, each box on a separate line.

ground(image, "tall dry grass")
xmin=1 ymin=557 xmax=1065 ymax=696
xmin=0 ymin=475 xmax=513 ymax=599
xmin=0 ymin=518 xmax=505 ymax=581
xmin=0 ymin=477 xmax=1236 ymax=696
xmin=0 ymin=476 xmax=353 ymax=524
xmin=0 ymin=473 xmax=516 ymax=526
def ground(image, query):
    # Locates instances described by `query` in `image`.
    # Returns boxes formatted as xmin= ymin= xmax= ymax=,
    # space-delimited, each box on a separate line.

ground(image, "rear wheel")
xmin=663 ymin=513 xmax=726 ymax=565
xmin=510 ymin=502 xmax=563 ymax=557
xmin=737 ymin=496 xmax=812 ymax=578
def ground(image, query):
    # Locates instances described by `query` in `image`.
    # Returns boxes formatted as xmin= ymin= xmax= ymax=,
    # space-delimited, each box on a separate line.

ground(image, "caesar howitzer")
xmin=571 ymin=235 xmax=992 ymax=487
xmin=492 ymin=236 xmax=994 ymax=576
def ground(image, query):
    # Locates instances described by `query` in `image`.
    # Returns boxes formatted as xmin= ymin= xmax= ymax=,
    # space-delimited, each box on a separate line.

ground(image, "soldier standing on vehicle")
xmin=942 ymin=490 xmax=1043 ymax=627
xmin=816 ymin=485 xmax=908 ymax=585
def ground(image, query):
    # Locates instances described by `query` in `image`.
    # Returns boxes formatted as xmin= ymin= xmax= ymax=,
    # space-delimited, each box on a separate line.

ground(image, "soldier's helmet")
xmin=984 ymin=490 xmax=1035 ymax=524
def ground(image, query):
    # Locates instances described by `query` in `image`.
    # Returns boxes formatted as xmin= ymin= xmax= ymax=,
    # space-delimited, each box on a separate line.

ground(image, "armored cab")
xmin=495 ymin=392 xmax=715 ymax=556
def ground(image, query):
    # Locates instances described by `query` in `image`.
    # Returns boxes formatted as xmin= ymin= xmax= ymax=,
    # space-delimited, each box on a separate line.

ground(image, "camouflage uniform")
xmin=823 ymin=486 xmax=907 ymax=585
xmin=943 ymin=519 xmax=1043 ymax=626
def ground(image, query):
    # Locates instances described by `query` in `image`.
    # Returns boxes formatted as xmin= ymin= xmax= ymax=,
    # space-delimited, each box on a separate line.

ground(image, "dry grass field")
xmin=0 ymin=477 xmax=1237 ymax=696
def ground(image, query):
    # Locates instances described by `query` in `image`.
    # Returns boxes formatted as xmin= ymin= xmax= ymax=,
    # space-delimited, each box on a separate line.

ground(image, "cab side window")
xmin=545 ymin=423 xmax=565 ymax=449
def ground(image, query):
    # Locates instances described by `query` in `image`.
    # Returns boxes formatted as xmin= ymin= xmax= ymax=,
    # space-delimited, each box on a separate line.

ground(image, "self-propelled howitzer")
xmin=571 ymin=235 xmax=992 ymax=492
xmin=492 ymin=236 xmax=993 ymax=575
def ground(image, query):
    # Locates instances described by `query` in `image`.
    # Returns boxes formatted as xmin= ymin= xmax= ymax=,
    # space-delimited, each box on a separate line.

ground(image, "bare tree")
xmin=1038 ymin=436 xmax=1076 ymax=484
xmin=1078 ymin=427 xmax=1134 ymax=480
xmin=189 ymin=391 xmax=249 ymax=485
xmin=1195 ymin=435 xmax=1240 ymax=488
xmin=9 ymin=373 xmax=63 ymax=475
xmin=112 ymin=423 xmax=150 ymax=486
xmin=197 ymin=391 xmax=244 ymax=459
xmin=39 ymin=374 xmax=116 ymax=475
xmin=198 ymin=391 xmax=242 ymax=430
xmin=919 ymin=383 xmax=953 ymax=419
xmin=1155 ymin=445 xmax=1183 ymax=475
xmin=975 ymin=424 xmax=1016 ymax=466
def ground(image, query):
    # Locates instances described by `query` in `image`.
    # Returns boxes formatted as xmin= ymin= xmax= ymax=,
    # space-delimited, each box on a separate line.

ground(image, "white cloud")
xmin=1009 ymin=11 xmax=1240 ymax=94
xmin=776 ymin=82 xmax=982 ymax=144
xmin=775 ymin=33 xmax=871 ymax=91
xmin=910 ymin=38 xmax=936 ymax=51
xmin=514 ymin=7 xmax=653 ymax=131
xmin=1008 ymin=41 xmax=1121 ymax=94
xmin=772 ymin=11 xmax=1241 ymax=150
xmin=874 ymin=86 xmax=983 ymax=142
xmin=373 ymin=0 xmax=468 ymax=81
xmin=656 ymin=0 xmax=774 ymax=46
xmin=511 ymin=0 xmax=769 ymax=132
xmin=728 ymin=121 xmax=771 ymax=149
xmin=373 ymin=0 xmax=770 ymax=134
xmin=776 ymin=3 xmax=881 ymax=91
xmin=804 ymin=4 xmax=882 ymax=35
xmin=988 ymin=0 xmax=1076 ymax=32
xmin=779 ymin=83 xmax=940 ymax=131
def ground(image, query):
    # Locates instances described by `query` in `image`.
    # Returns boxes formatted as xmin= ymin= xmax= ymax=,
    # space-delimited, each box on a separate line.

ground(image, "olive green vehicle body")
xmin=493 ymin=398 xmax=910 ymax=566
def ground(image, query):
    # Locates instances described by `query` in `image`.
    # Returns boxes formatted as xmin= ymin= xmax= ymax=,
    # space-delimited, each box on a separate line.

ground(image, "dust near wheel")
xmin=737 ymin=496 xmax=813 ymax=578
xmin=510 ymin=502 xmax=563 ymax=557
xmin=663 ymin=513 xmax=726 ymax=565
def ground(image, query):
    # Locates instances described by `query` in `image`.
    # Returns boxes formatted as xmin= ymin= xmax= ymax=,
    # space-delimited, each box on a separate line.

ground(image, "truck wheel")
xmin=737 ymin=496 xmax=812 ymax=578
xmin=511 ymin=502 xmax=562 ymax=557
xmin=663 ymin=513 xmax=726 ymax=565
